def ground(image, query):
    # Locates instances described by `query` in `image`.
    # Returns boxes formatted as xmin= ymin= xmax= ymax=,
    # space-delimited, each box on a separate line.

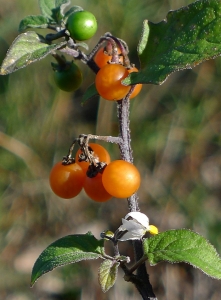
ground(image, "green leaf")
xmin=19 ymin=15 xmax=49 ymax=32
xmin=59 ymin=1 xmax=74 ymax=19
xmin=39 ymin=0 xmax=70 ymax=21
xmin=0 ymin=31 xmax=66 ymax=75
xmin=81 ymin=83 xmax=99 ymax=104
xmin=31 ymin=232 xmax=105 ymax=286
xmin=143 ymin=229 xmax=221 ymax=279
xmin=123 ymin=0 xmax=221 ymax=85
xmin=98 ymin=259 xmax=119 ymax=293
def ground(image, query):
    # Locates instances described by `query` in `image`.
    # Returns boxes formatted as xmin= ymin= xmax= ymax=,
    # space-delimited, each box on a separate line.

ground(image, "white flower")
xmin=116 ymin=212 xmax=158 ymax=241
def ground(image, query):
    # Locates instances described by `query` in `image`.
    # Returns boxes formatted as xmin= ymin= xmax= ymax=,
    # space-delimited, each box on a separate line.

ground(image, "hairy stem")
xmin=85 ymin=134 xmax=122 ymax=145
xmin=133 ymin=240 xmax=157 ymax=299
xmin=117 ymin=90 xmax=139 ymax=212
xmin=117 ymin=92 xmax=157 ymax=299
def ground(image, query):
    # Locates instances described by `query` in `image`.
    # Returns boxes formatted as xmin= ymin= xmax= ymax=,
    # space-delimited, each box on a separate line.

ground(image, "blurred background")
xmin=1 ymin=0 xmax=221 ymax=299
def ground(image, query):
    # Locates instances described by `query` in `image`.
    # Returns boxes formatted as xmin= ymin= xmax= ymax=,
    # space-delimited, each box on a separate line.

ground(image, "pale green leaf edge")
xmin=137 ymin=20 xmax=149 ymax=56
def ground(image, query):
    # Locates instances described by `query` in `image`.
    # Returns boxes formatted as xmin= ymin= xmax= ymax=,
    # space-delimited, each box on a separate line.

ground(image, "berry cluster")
xmin=53 ymin=29 xmax=142 ymax=100
xmin=49 ymin=13 xmax=142 ymax=203
xmin=94 ymin=45 xmax=142 ymax=101
xmin=49 ymin=143 xmax=141 ymax=202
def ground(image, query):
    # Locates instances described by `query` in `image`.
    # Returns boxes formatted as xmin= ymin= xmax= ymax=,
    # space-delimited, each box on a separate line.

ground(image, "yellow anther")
xmin=149 ymin=225 xmax=158 ymax=235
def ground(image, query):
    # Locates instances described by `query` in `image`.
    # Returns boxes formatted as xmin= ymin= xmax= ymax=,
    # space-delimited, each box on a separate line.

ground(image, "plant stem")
xmin=117 ymin=92 xmax=157 ymax=299
xmin=85 ymin=134 xmax=122 ymax=145
xmin=117 ymin=91 xmax=139 ymax=212
xmin=45 ymin=29 xmax=66 ymax=42
xmin=117 ymin=97 xmax=133 ymax=163
xmin=133 ymin=240 xmax=157 ymax=300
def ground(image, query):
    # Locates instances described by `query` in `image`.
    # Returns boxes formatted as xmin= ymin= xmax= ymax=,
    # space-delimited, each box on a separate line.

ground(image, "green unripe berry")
xmin=54 ymin=62 xmax=83 ymax=92
xmin=67 ymin=11 xmax=97 ymax=41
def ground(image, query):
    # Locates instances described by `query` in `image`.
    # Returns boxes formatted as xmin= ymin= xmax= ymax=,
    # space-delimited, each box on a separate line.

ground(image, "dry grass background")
xmin=1 ymin=0 xmax=221 ymax=299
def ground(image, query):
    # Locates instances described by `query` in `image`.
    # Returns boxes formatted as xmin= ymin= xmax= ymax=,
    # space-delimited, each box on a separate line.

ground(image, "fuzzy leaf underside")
xmin=31 ymin=232 xmax=105 ymax=286
xmin=124 ymin=0 xmax=221 ymax=86
xmin=143 ymin=229 xmax=221 ymax=279
xmin=0 ymin=31 xmax=66 ymax=75
xmin=98 ymin=259 xmax=119 ymax=293
xmin=19 ymin=15 xmax=49 ymax=32
xmin=39 ymin=0 xmax=70 ymax=21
